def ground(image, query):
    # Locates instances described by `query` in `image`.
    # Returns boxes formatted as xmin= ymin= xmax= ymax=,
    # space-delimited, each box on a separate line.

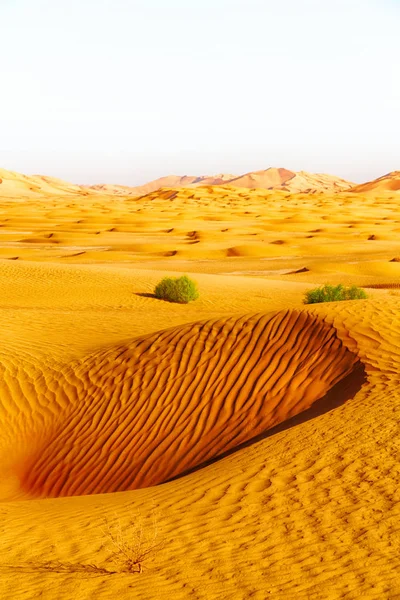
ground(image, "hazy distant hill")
xmin=3 ymin=166 xmax=400 ymax=198
xmin=87 ymin=168 xmax=353 ymax=195
xmin=87 ymin=174 xmax=237 ymax=196
xmin=0 ymin=168 xmax=90 ymax=198
xmin=225 ymin=168 xmax=353 ymax=193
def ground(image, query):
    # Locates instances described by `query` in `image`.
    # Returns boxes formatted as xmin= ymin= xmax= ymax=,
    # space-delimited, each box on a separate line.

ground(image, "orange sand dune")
xmin=1 ymin=177 xmax=400 ymax=285
xmin=0 ymin=310 xmax=360 ymax=499
xmin=350 ymin=170 xmax=400 ymax=193
xmin=225 ymin=167 xmax=352 ymax=193
xmin=1 ymin=294 xmax=399 ymax=599
xmin=1 ymin=165 xmax=400 ymax=598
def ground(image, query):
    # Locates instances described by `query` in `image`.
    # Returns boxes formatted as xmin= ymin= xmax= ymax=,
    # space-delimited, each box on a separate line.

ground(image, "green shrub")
xmin=154 ymin=275 xmax=199 ymax=304
xmin=303 ymin=284 xmax=367 ymax=304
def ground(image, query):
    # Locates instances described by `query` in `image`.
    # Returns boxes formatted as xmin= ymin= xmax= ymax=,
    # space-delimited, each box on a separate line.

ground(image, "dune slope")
xmin=350 ymin=171 xmax=400 ymax=193
xmin=0 ymin=309 xmax=361 ymax=499
xmin=0 ymin=170 xmax=400 ymax=598
xmin=1 ymin=298 xmax=399 ymax=600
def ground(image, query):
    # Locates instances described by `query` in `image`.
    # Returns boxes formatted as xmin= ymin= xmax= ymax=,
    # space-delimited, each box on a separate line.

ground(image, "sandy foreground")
xmin=0 ymin=185 xmax=400 ymax=598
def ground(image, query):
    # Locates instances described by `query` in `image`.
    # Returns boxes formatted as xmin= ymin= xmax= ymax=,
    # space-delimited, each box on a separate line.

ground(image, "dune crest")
xmin=0 ymin=309 xmax=362 ymax=499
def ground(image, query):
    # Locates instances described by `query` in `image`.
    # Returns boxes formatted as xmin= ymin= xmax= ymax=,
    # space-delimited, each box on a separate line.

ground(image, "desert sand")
xmin=0 ymin=167 xmax=400 ymax=598
xmin=0 ymin=166 xmax=356 ymax=198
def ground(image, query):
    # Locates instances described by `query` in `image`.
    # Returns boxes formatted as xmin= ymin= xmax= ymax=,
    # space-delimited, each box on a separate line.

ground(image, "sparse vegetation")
xmin=102 ymin=514 xmax=163 ymax=574
xmin=10 ymin=513 xmax=163 ymax=577
xmin=303 ymin=284 xmax=367 ymax=304
xmin=154 ymin=275 xmax=199 ymax=304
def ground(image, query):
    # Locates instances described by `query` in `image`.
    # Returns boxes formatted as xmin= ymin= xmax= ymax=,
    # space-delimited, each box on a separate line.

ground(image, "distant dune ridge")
xmin=1 ymin=165 xmax=399 ymax=198
xmin=86 ymin=168 xmax=354 ymax=195
xmin=0 ymin=309 xmax=361 ymax=499
xmin=222 ymin=168 xmax=353 ymax=193
xmin=349 ymin=171 xmax=400 ymax=193
xmin=0 ymin=168 xmax=88 ymax=197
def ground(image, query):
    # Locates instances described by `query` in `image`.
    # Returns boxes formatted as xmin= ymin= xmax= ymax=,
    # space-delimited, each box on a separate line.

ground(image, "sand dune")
xmin=1 ymin=164 xmax=400 ymax=598
xmin=1 ymin=177 xmax=400 ymax=285
xmin=227 ymin=167 xmax=296 ymax=189
xmin=0 ymin=166 xmax=356 ymax=198
xmin=226 ymin=167 xmax=353 ymax=192
xmin=90 ymin=168 xmax=354 ymax=196
xmin=4 ymin=165 xmax=400 ymax=199
xmin=0 ymin=310 xmax=361 ymax=499
xmin=0 ymin=168 xmax=90 ymax=198
xmin=125 ymin=168 xmax=353 ymax=195
xmin=350 ymin=170 xmax=400 ymax=193
xmin=0 ymin=291 xmax=399 ymax=599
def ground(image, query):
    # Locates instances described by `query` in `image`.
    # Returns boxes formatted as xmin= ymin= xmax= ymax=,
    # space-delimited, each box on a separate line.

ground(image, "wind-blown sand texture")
xmin=0 ymin=310 xmax=361 ymax=499
xmin=0 ymin=167 xmax=400 ymax=598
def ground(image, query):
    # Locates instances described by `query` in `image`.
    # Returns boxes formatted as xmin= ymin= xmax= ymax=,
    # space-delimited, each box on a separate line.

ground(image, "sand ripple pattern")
xmin=0 ymin=310 xmax=361 ymax=498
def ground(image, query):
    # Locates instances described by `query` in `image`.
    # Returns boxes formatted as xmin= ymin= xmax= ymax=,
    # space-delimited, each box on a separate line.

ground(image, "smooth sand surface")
xmin=0 ymin=173 xmax=400 ymax=598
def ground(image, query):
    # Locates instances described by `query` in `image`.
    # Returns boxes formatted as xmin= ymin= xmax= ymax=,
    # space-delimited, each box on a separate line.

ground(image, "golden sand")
xmin=0 ymin=169 xmax=399 ymax=598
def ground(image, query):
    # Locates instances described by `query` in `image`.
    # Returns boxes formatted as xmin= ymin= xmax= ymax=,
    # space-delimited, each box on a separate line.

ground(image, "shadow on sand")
xmin=135 ymin=292 xmax=157 ymax=299
xmin=166 ymin=360 xmax=367 ymax=483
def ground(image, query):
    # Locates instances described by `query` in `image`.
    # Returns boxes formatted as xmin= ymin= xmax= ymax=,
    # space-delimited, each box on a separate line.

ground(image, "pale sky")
xmin=0 ymin=0 xmax=399 ymax=185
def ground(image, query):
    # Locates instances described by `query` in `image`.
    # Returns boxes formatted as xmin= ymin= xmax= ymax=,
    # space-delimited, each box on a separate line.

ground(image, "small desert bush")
xmin=154 ymin=275 xmax=199 ymax=303
xmin=102 ymin=514 xmax=163 ymax=574
xmin=303 ymin=284 xmax=367 ymax=304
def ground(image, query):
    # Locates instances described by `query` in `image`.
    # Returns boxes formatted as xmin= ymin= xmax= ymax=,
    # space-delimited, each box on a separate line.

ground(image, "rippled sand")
xmin=0 ymin=179 xmax=399 ymax=598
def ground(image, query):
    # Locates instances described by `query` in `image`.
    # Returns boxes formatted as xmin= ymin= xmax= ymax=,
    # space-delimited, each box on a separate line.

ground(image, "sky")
xmin=0 ymin=0 xmax=399 ymax=185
